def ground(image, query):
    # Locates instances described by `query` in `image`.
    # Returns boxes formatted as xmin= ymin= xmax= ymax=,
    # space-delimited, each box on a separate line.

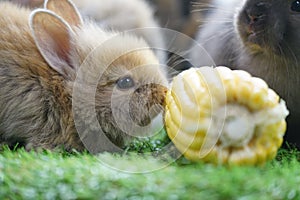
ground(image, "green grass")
xmin=0 ymin=147 xmax=299 ymax=200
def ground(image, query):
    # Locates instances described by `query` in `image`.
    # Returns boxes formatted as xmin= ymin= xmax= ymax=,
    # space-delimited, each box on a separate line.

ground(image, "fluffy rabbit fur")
xmin=10 ymin=0 xmax=167 ymax=63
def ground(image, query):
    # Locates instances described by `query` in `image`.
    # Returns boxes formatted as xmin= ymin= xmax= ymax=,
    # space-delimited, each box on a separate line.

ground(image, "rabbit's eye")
xmin=117 ymin=76 xmax=135 ymax=90
xmin=291 ymin=0 xmax=300 ymax=12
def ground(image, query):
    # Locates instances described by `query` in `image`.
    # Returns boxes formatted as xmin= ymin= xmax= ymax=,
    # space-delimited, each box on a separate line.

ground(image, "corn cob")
xmin=164 ymin=66 xmax=289 ymax=165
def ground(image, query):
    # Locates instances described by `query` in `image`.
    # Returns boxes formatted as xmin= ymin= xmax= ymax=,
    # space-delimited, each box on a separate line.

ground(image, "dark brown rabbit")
xmin=0 ymin=0 xmax=168 ymax=152
xmin=190 ymin=0 xmax=300 ymax=148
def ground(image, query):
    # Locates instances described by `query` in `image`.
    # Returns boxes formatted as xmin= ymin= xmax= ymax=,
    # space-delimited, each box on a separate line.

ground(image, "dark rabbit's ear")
xmin=44 ymin=0 xmax=83 ymax=27
xmin=29 ymin=9 xmax=75 ymax=79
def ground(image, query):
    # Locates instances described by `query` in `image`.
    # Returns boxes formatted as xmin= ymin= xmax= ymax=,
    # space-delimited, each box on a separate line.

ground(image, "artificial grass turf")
xmin=0 ymin=147 xmax=299 ymax=200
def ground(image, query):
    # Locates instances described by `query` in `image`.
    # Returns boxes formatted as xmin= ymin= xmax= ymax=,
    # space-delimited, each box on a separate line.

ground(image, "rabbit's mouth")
xmin=131 ymin=103 xmax=164 ymax=127
xmin=126 ymin=83 xmax=167 ymax=137
xmin=129 ymin=83 xmax=166 ymax=124
xmin=128 ymin=108 xmax=164 ymax=139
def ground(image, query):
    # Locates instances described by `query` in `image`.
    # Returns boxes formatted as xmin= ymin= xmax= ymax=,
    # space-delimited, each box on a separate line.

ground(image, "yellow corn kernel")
xmin=164 ymin=66 xmax=289 ymax=166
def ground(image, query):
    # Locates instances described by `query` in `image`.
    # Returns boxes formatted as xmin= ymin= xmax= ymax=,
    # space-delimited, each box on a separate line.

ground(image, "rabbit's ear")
xmin=29 ymin=9 xmax=75 ymax=78
xmin=44 ymin=0 xmax=83 ymax=27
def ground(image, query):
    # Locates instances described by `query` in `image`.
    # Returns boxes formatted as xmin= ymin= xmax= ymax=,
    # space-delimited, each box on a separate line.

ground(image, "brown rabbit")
xmin=0 ymin=0 xmax=168 ymax=153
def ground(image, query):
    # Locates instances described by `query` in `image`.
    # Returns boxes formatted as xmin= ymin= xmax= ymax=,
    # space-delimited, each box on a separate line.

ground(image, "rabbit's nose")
xmin=245 ymin=2 xmax=270 ymax=26
xmin=241 ymin=1 xmax=272 ymax=40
